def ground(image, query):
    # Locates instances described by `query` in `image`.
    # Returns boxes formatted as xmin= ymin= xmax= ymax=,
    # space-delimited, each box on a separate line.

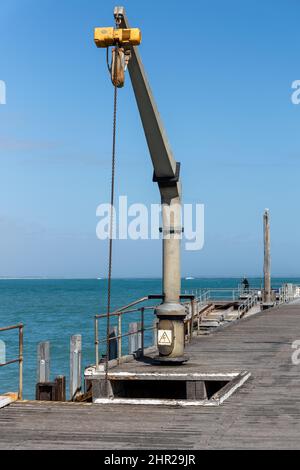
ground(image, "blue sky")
xmin=0 ymin=0 xmax=300 ymax=278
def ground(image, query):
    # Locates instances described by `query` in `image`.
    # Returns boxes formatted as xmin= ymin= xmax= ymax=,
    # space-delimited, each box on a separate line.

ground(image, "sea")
xmin=0 ymin=277 xmax=298 ymax=399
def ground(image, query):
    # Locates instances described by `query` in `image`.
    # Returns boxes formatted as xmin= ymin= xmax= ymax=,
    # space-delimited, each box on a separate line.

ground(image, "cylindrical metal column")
xmin=156 ymin=197 xmax=186 ymax=362
xmin=162 ymin=198 xmax=181 ymax=303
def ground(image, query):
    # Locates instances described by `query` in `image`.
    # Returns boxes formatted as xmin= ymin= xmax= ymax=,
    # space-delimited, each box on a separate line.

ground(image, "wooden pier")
xmin=1 ymin=301 xmax=300 ymax=449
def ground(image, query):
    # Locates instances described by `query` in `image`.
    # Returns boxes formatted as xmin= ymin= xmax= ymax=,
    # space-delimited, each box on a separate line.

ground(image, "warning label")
xmin=158 ymin=330 xmax=172 ymax=346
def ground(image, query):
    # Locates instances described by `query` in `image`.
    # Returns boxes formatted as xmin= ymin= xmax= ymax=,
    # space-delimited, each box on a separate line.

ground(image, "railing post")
xmin=19 ymin=325 xmax=23 ymax=400
xmin=70 ymin=335 xmax=82 ymax=401
xmin=141 ymin=308 xmax=145 ymax=356
xmin=189 ymin=301 xmax=192 ymax=342
xmin=118 ymin=314 xmax=122 ymax=362
xmin=95 ymin=317 xmax=99 ymax=370
xmin=37 ymin=341 xmax=50 ymax=384
xmin=153 ymin=318 xmax=158 ymax=348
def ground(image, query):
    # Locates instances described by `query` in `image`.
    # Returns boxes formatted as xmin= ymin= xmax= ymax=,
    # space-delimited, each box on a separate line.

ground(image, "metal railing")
xmin=94 ymin=289 xmax=252 ymax=368
xmin=238 ymin=292 xmax=259 ymax=318
xmin=194 ymin=288 xmax=260 ymax=318
xmin=187 ymin=288 xmax=244 ymax=303
xmin=94 ymin=295 xmax=198 ymax=368
xmin=278 ymin=284 xmax=300 ymax=304
xmin=95 ymin=297 xmax=159 ymax=369
xmin=197 ymin=289 xmax=210 ymax=306
xmin=0 ymin=324 xmax=23 ymax=400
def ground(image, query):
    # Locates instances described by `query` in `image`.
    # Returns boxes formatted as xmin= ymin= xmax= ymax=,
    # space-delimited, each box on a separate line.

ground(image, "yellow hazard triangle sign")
xmin=158 ymin=330 xmax=172 ymax=346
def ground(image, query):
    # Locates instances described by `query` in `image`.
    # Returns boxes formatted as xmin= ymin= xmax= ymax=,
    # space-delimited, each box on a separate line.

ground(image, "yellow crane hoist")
xmin=94 ymin=24 xmax=141 ymax=88
xmin=94 ymin=27 xmax=141 ymax=48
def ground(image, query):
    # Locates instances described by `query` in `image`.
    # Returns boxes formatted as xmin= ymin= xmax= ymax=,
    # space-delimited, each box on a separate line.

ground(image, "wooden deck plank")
xmin=1 ymin=303 xmax=300 ymax=449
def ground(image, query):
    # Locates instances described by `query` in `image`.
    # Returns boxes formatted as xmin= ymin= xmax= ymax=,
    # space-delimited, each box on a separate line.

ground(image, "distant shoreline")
xmin=0 ymin=276 xmax=299 ymax=281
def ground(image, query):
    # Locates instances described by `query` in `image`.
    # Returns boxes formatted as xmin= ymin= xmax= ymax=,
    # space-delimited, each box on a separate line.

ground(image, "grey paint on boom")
xmin=263 ymin=209 xmax=271 ymax=303
xmin=114 ymin=6 xmax=186 ymax=360
xmin=118 ymin=8 xmax=178 ymax=183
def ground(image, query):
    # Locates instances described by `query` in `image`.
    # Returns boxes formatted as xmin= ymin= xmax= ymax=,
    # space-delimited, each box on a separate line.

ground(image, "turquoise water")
xmin=0 ymin=277 xmax=298 ymax=399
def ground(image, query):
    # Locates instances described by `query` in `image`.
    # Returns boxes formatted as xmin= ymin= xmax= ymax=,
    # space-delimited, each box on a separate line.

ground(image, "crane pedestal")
xmin=155 ymin=302 xmax=189 ymax=364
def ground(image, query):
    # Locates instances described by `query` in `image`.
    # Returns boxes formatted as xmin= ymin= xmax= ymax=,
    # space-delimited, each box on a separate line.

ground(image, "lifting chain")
xmin=105 ymin=16 xmax=122 ymax=382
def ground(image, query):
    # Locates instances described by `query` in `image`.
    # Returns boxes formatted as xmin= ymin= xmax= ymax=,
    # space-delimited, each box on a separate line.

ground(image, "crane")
xmin=95 ymin=6 xmax=187 ymax=363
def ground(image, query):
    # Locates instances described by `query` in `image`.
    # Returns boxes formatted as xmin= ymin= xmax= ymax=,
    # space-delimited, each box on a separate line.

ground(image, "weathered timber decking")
xmin=1 ymin=302 xmax=300 ymax=449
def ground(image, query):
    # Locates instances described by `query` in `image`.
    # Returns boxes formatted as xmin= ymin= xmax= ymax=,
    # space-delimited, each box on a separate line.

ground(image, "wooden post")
xmin=70 ymin=335 xmax=82 ymax=401
xmin=128 ymin=322 xmax=139 ymax=354
xmin=263 ymin=209 xmax=271 ymax=304
xmin=109 ymin=326 xmax=118 ymax=360
xmin=36 ymin=376 xmax=66 ymax=402
xmin=37 ymin=341 xmax=50 ymax=384
xmin=55 ymin=376 xmax=66 ymax=402
xmin=36 ymin=383 xmax=56 ymax=401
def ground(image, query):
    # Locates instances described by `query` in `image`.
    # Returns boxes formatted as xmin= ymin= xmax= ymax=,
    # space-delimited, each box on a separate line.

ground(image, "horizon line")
xmin=0 ymin=275 xmax=299 ymax=280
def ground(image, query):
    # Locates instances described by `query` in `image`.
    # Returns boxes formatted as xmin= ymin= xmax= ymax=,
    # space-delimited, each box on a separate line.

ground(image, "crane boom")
xmin=95 ymin=7 xmax=187 ymax=363
xmin=116 ymin=7 xmax=180 ymax=186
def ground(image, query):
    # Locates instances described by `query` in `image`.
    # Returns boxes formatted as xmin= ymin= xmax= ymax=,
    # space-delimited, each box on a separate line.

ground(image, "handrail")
xmin=95 ymin=304 xmax=158 ymax=320
xmin=95 ymin=296 xmax=162 ymax=368
xmin=238 ymin=292 xmax=258 ymax=318
xmin=94 ymin=295 xmax=197 ymax=368
xmin=96 ymin=296 xmax=149 ymax=319
xmin=194 ymin=288 xmax=241 ymax=303
xmin=0 ymin=324 xmax=23 ymax=400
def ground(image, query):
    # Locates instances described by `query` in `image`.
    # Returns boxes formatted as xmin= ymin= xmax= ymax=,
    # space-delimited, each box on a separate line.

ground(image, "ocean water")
xmin=0 ymin=277 xmax=298 ymax=399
